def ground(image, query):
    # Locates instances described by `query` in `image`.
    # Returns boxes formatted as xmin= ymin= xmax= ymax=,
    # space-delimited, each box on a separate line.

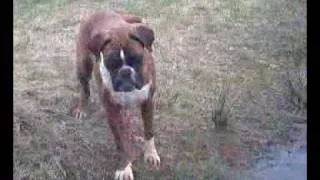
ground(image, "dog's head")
xmin=88 ymin=23 xmax=154 ymax=93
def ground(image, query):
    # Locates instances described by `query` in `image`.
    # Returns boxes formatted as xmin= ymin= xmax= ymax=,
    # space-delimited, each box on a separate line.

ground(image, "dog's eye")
xmin=126 ymin=55 xmax=142 ymax=67
xmin=105 ymin=54 xmax=123 ymax=70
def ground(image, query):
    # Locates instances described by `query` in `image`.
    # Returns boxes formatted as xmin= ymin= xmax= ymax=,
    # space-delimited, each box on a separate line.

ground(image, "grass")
xmin=14 ymin=0 xmax=306 ymax=179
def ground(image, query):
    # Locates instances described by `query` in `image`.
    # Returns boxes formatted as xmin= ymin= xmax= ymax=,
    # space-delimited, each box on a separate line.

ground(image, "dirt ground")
xmin=14 ymin=0 xmax=306 ymax=179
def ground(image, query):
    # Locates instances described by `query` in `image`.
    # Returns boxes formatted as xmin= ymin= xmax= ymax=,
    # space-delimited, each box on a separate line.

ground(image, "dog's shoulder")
xmin=83 ymin=10 xmax=145 ymax=27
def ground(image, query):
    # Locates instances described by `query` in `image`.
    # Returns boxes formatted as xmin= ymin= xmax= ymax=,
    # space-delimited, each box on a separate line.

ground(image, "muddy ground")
xmin=14 ymin=0 xmax=306 ymax=179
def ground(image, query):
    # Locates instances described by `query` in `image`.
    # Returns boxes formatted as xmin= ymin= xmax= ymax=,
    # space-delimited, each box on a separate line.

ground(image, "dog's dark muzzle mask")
xmin=113 ymin=66 xmax=143 ymax=92
xmin=100 ymin=50 xmax=144 ymax=93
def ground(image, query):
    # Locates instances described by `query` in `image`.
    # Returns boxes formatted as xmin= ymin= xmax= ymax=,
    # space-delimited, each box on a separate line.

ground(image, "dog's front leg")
xmin=141 ymin=99 xmax=160 ymax=170
xmin=105 ymin=104 xmax=135 ymax=180
xmin=72 ymin=54 xmax=93 ymax=120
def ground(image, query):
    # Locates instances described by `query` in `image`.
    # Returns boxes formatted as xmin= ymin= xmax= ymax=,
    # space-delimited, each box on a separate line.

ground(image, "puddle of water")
xmin=249 ymin=144 xmax=306 ymax=180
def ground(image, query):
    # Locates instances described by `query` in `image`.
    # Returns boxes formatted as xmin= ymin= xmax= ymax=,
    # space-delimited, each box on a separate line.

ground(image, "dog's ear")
xmin=88 ymin=33 xmax=111 ymax=54
xmin=130 ymin=24 xmax=155 ymax=52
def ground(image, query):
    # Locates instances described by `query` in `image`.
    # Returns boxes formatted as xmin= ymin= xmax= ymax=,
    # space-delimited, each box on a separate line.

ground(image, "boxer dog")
xmin=71 ymin=10 xmax=160 ymax=180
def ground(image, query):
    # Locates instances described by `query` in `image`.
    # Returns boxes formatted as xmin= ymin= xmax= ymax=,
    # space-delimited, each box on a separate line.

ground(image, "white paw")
xmin=73 ymin=108 xmax=87 ymax=120
xmin=144 ymin=137 xmax=160 ymax=169
xmin=114 ymin=163 xmax=134 ymax=180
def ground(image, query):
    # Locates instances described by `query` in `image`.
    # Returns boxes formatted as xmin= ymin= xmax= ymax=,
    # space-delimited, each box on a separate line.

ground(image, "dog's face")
xmin=102 ymin=43 xmax=144 ymax=92
xmin=89 ymin=24 xmax=154 ymax=92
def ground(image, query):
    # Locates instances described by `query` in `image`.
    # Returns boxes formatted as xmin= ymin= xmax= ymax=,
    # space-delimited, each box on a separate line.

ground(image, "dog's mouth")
xmin=117 ymin=82 xmax=136 ymax=92
xmin=114 ymin=79 xmax=141 ymax=92
xmin=114 ymin=74 xmax=144 ymax=92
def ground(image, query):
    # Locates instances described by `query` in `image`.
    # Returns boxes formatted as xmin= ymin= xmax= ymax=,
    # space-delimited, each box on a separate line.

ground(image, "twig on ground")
xmin=280 ymin=110 xmax=306 ymax=123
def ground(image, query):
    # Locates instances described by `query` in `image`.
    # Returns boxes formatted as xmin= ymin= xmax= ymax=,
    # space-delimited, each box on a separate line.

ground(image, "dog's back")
xmin=77 ymin=11 xmax=124 ymax=53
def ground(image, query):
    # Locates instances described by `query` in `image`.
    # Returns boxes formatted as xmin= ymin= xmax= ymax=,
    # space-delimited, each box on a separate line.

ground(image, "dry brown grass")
xmin=14 ymin=0 xmax=306 ymax=179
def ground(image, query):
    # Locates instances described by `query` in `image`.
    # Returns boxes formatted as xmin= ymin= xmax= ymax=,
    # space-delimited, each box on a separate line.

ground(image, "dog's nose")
xmin=119 ymin=67 xmax=132 ymax=79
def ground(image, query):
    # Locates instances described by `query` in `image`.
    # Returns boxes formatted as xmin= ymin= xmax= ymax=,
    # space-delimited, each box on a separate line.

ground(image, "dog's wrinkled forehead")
xmin=88 ymin=23 xmax=154 ymax=57
xmin=101 ymin=35 xmax=144 ymax=71
xmin=103 ymin=33 xmax=144 ymax=55
xmin=99 ymin=26 xmax=146 ymax=55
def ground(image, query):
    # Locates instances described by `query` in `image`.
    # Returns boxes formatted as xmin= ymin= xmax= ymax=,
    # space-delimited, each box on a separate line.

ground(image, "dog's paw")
xmin=144 ymin=150 xmax=160 ymax=170
xmin=144 ymin=138 xmax=160 ymax=170
xmin=73 ymin=108 xmax=87 ymax=120
xmin=70 ymin=97 xmax=87 ymax=120
xmin=115 ymin=163 xmax=134 ymax=180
